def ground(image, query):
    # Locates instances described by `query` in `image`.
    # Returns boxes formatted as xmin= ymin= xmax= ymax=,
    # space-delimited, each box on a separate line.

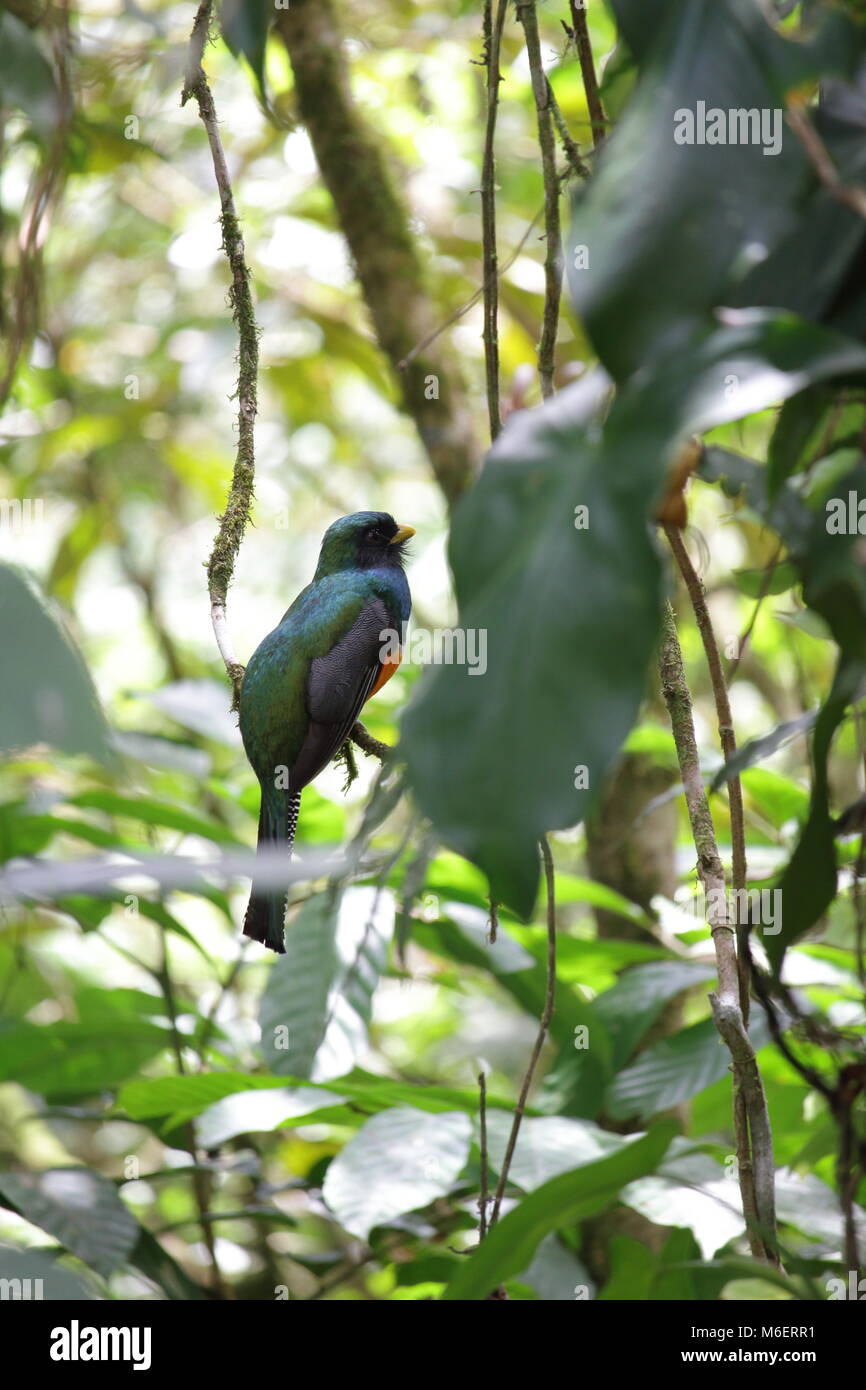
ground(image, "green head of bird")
xmin=314 ymin=511 xmax=415 ymax=577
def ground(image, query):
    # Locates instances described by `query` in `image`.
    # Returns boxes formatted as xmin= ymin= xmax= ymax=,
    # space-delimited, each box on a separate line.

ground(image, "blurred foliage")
xmin=0 ymin=0 xmax=864 ymax=1303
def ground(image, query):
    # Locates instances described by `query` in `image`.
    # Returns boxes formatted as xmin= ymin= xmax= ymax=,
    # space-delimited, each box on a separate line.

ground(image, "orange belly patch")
xmin=368 ymin=653 xmax=401 ymax=700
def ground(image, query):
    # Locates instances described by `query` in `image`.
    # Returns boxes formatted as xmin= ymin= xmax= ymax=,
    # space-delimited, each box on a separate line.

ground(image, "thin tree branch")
xmin=0 ymin=1 xmax=72 ymax=408
xmin=727 ymin=542 xmax=784 ymax=686
xmin=181 ymin=0 xmax=258 ymax=712
xmin=155 ymin=917 xmax=229 ymax=1299
xmin=399 ymin=207 xmax=543 ymax=368
xmin=659 ymin=601 xmax=778 ymax=1264
xmin=477 ymin=1068 xmax=490 ymax=1240
xmin=516 ymin=1 xmax=562 ymax=399
xmin=548 ymin=88 xmax=590 ymax=179
xmin=487 ymin=896 xmax=499 ymax=945
xmin=349 ymin=722 xmax=391 ymax=761
xmin=665 ymin=524 xmax=750 ymax=1024
xmin=480 ymin=0 xmax=508 ymax=442
xmin=788 ymin=101 xmax=866 ymax=223
xmin=566 ymin=1 xmax=606 ymax=147
xmin=489 ymin=836 xmax=557 ymax=1229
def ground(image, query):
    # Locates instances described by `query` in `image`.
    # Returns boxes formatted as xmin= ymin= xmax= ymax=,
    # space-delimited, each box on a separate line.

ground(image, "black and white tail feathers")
xmin=243 ymin=788 xmax=302 ymax=954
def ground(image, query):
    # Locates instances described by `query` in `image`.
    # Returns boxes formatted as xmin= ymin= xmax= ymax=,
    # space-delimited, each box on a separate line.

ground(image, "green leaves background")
xmin=1 ymin=0 xmax=865 ymax=1303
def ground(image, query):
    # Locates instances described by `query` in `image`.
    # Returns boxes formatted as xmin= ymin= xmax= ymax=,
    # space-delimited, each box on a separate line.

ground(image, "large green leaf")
xmin=479 ymin=1113 xmax=630 ymax=1191
xmin=220 ymin=0 xmax=270 ymax=97
xmin=0 ymin=1244 xmax=96 ymax=1301
xmin=195 ymin=1086 xmax=354 ymax=1146
xmin=593 ymin=960 xmax=715 ymax=1069
xmin=68 ymin=791 xmax=244 ymax=847
xmin=606 ymin=1014 xmax=773 ymax=1121
xmin=402 ymin=371 xmax=662 ymax=917
xmin=118 ymin=1072 xmax=293 ymax=1129
xmin=403 ymin=314 xmax=866 ymax=918
xmin=259 ymin=885 xmax=394 ymax=1082
xmin=0 ymin=1017 xmax=170 ymax=1098
xmin=0 ymin=12 xmax=59 ymax=138
xmin=0 ymin=565 xmax=112 ymax=766
xmin=597 ymin=1233 xmax=658 ymax=1300
xmin=441 ymin=1122 xmax=676 ymax=1301
xmin=569 ymin=0 xmax=856 ymax=379
xmin=768 ymin=657 xmax=865 ymax=975
xmin=322 ymin=1107 xmax=472 ymax=1240
xmin=0 ymin=1168 xmax=139 ymax=1278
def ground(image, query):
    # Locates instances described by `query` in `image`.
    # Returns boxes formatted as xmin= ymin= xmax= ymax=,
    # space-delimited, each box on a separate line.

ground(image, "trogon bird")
xmin=238 ymin=511 xmax=413 ymax=953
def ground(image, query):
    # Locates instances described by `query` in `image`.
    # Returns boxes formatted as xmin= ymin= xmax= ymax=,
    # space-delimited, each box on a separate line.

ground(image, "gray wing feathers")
xmin=307 ymin=598 xmax=390 ymax=723
xmin=289 ymin=599 xmax=391 ymax=790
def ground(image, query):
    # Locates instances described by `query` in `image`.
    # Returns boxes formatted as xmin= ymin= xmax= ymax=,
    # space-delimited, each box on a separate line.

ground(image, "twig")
xmin=516 ymin=1 xmax=562 ymax=398
xmin=727 ymin=542 xmax=784 ymax=685
xmin=548 ymin=88 xmax=590 ymax=179
xmin=399 ymin=207 xmax=544 ymax=368
xmin=488 ymin=836 xmax=557 ymax=1229
xmin=0 ymin=3 xmax=72 ymax=408
xmin=753 ymin=964 xmax=864 ymax=1277
xmin=182 ymin=0 xmax=259 ymax=712
xmin=837 ymin=1101 xmax=863 ymax=1277
xmin=478 ymin=1069 xmax=490 ymax=1240
xmin=566 ymin=1 xmax=606 ymax=147
xmin=658 ymin=601 xmax=778 ymax=1263
xmin=849 ymin=710 xmax=866 ymax=990
xmin=480 ymin=0 xmax=508 ymax=441
xmin=788 ymin=102 xmax=866 ymax=222
xmin=155 ymin=918 xmax=229 ymax=1298
xmin=349 ymin=722 xmax=391 ymax=761
xmin=487 ymin=896 xmax=499 ymax=944
xmin=665 ymin=525 xmax=750 ymax=1024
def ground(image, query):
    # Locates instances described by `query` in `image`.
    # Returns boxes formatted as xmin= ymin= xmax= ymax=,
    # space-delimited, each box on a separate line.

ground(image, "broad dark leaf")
xmin=0 ymin=1168 xmax=139 ymax=1277
xmin=0 ymin=565 xmax=113 ymax=766
xmin=569 ymin=0 xmax=857 ymax=379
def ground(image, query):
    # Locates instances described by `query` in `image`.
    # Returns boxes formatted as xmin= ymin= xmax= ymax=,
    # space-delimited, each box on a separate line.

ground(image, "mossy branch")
xmin=182 ymin=0 xmax=258 ymax=711
xmin=659 ymin=601 xmax=778 ymax=1264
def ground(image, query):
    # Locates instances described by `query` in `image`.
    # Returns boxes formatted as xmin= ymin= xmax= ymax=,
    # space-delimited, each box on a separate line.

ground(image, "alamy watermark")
xmin=378 ymin=624 xmax=487 ymax=676
xmin=826 ymin=491 xmax=866 ymax=534
xmin=0 ymin=498 xmax=45 ymax=533
xmin=674 ymin=102 xmax=783 ymax=157
xmin=689 ymin=886 xmax=782 ymax=935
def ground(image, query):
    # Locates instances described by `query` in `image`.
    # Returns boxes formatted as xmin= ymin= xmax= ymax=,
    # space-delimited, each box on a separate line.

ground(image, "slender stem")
xmin=0 ymin=2 xmax=72 ymax=408
xmin=666 ymin=524 xmax=750 ymax=1024
xmin=489 ymin=837 xmax=557 ymax=1228
xmin=487 ymin=896 xmax=499 ymax=944
xmin=480 ymin=0 xmax=508 ymax=441
xmin=156 ymin=921 xmax=229 ymax=1298
xmin=659 ymin=602 xmax=778 ymax=1263
xmin=516 ymin=1 xmax=562 ymax=398
xmin=548 ymin=89 xmax=590 ymax=178
xmin=727 ymin=542 xmax=783 ymax=685
xmin=568 ymin=1 xmax=606 ymax=147
xmin=182 ymin=0 xmax=258 ymax=711
xmin=400 ymin=206 xmax=544 ymax=368
xmin=836 ymin=1103 xmax=863 ymax=1277
xmin=788 ymin=102 xmax=866 ymax=222
xmin=478 ymin=1069 xmax=490 ymax=1240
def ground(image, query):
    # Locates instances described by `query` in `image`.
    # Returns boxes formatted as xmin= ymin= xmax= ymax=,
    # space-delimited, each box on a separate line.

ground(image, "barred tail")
xmin=243 ymin=788 xmax=302 ymax=954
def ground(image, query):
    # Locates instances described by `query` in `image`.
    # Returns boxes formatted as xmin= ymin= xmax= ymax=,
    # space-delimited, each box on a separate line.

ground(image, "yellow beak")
xmin=389 ymin=524 xmax=415 ymax=545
